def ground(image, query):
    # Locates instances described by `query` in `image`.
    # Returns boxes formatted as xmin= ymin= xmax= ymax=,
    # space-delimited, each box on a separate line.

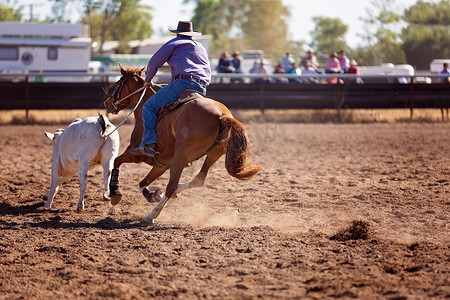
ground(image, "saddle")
xmin=157 ymin=89 xmax=205 ymax=122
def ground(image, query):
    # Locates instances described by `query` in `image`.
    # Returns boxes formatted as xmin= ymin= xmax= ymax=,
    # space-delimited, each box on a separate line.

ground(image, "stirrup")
xmin=129 ymin=146 xmax=148 ymax=156
xmin=129 ymin=145 xmax=156 ymax=157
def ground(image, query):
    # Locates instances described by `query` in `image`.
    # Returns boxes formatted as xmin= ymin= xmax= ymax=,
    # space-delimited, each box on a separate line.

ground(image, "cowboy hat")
xmin=169 ymin=21 xmax=202 ymax=37
xmin=350 ymin=59 xmax=358 ymax=66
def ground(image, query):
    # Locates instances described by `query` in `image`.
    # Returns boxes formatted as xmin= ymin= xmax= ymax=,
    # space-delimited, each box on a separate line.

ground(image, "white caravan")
xmin=0 ymin=22 xmax=91 ymax=82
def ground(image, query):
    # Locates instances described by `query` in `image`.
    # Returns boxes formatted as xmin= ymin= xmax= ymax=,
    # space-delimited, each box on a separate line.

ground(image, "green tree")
xmin=184 ymin=0 xmax=235 ymax=55
xmin=239 ymin=0 xmax=290 ymax=57
xmin=186 ymin=0 xmax=290 ymax=57
xmin=47 ymin=0 xmax=73 ymax=23
xmin=356 ymin=0 xmax=406 ymax=65
xmin=401 ymin=0 xmax=450 ymax=70
xmin=310 ymin=17 xmax=348 ymax=57
xmin=0 ymin=1 xmax=22 ymax=21
xmin=49 ymin=0 xmax=153 ymax=54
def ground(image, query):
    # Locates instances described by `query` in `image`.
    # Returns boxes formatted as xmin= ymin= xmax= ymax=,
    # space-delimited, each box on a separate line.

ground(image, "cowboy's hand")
xmin=144 ymin=81 xmax=153 ymax=87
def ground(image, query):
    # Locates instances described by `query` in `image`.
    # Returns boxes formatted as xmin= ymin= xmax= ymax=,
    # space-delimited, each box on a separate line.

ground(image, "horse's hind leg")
xmin=176 ymin=149 xmax=223 ymax=194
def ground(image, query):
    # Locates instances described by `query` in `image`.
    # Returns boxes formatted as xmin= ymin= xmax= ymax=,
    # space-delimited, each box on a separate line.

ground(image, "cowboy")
xmin=130 ymin=21 xmax=211 ymax=157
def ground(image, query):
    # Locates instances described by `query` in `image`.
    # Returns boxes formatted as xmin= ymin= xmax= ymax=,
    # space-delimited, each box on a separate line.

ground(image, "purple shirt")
xmin=145 ymin=36 xmax=211 ymax=85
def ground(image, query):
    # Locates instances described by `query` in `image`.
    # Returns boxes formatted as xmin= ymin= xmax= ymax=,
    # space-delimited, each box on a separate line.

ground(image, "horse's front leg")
xmin=109 ymin=148 xmax=147 ymax=205
xmin=142 ymin=161 xmax=184 ymax=224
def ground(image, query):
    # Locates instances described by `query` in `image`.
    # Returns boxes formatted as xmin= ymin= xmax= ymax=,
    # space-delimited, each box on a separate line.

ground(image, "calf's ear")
xmin=44 ymin=132 xmax=54 ymax=140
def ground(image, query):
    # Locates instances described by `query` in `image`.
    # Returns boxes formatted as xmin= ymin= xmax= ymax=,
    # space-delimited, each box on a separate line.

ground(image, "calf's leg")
xmin=76 ymin=163 xmax=89 ymax=212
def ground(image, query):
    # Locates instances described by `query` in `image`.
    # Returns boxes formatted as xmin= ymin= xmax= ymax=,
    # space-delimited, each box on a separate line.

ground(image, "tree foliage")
xmin=310 ymin=17 xmax=348 ymax=56
xmin=401 ymin=0 xmax=450 ymax=69
xmin=356 ymin=0 xmax=406 ymax=66
xmin=186 ymin=0 xmax=290 ymax=57
xmin=0 ymin=1 xmax=22 ymax=21
xmin=239 ymin=0 xmax=290 ymax=57
xmin=184 ymin=0 xmax=235 ymax=55
xmin=49 ymin=0 xmax=153 ymax=54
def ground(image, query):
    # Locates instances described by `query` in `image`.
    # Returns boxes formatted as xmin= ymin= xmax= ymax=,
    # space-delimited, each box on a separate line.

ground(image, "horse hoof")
xmin=110 ymin=191 xmax=122 ymax=206
xmin=142 ymin=216 xmax=155 ymax=224
xmin=143 ymin=187 xmax=162 ymax=203
xmin=102 ymin=192 xmax=110 ymax=201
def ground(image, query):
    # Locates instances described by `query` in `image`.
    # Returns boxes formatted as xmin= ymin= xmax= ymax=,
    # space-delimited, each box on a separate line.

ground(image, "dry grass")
xmin=0 ymin=108 xmax=448 ymax=125
xmin=0 ymin=109 xmax=135 ymax=125
xmin=232 ymin=108 xmax=448 ymax=123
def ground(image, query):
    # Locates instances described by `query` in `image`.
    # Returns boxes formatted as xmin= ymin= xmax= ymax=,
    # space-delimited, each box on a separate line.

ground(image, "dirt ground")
xmin=0 ymin=121 xmax=449 ymax=299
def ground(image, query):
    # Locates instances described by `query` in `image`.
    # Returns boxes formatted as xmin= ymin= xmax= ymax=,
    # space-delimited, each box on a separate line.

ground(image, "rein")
xmin=103 ymin=71 xmax=156 ymax=137
xmin=105 ymin=86 xmax=150 ymax=137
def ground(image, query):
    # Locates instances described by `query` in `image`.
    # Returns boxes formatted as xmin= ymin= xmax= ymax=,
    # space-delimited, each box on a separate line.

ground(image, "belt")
xmin=176 ymin=75 xmax=207 ymax=86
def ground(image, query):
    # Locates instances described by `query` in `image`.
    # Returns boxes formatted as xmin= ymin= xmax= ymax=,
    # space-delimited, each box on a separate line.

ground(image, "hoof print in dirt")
xmin=330 ymin=220 xmax=372 ymax=241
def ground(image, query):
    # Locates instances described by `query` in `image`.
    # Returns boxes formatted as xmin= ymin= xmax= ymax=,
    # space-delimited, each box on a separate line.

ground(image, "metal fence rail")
xmin=0 ymin=79 xmax=449 ymax=112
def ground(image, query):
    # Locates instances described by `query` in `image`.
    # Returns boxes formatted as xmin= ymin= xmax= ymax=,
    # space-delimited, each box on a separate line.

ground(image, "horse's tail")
xmin=220 ymin=117 xmax=262 ymax=180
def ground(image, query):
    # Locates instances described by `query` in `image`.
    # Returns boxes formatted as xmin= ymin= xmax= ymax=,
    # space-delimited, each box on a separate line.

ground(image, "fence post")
xmin=335 ymin=84 xmax=344 ymax=122
xmin=259 ymin=82 xmax=265 ymax=115
xmin=409 ymin=76 xmax=415 ymax=120
xmin=25 ymin=76 xmax=29 ymax=123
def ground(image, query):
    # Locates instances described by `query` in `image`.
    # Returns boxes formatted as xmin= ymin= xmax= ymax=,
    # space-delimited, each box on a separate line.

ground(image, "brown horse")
xmin=104 ymin=64 xmax=262 ymax=223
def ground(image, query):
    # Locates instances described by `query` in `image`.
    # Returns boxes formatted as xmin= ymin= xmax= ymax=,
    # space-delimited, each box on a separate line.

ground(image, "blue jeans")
xmin=142 ymin=78 xmax=206 ymax=145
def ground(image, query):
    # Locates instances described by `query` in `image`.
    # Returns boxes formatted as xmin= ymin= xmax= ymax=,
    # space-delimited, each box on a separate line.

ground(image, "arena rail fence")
xmin=0 ymin=75 xmax=449 ymax=121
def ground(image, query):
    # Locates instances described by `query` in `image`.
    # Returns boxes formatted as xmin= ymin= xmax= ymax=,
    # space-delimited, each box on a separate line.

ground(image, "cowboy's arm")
xmin=145 ymin=41 xmax=174 ymax=84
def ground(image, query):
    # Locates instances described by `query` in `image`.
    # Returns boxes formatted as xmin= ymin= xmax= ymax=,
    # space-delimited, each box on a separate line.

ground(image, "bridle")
xmin=103 ymin=73 xmax=146 ymax=112
xmin=102 ymin=71 xmax=155 ymax=137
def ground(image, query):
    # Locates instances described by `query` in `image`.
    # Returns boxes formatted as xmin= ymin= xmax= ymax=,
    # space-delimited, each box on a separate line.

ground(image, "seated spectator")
xmin=338 ymin=50 xmax=350 ymax=73
xmin=286 ymin=62 xmax=303 ymax=83
xmin=217 ymin=51 xmax=233 ymax=83
xmin=300 ymin=48 xmax=319 ymax=70
xmin=325 ymin=52 xmax=342 ymax=84
xmin=217 ymin=52 xmax=233 ymax=73
xmin=345 ymin=59 xmax=363 ymax=84
xmin=251 ymin=60 xmax=270 ymax=83
xmin=231 ymin=51 xmax=243 ymax=74
xmin=440 ymin=63 xmax=450 ymax=83
xmin=301 ymin=61 xmax=319 ymax=84
xmin=249 ymin=61 xmax=258 ymax=74
xmin=281 ymin=51 xmax=296 ymax=72
xmin=274 ymin=63 xmax=289 ymax=83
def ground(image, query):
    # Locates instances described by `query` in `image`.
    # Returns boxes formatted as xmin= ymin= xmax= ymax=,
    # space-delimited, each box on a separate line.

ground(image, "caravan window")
xmin=48 ymin=48 xmax=58 ymax=60
xmin=0 ymin=47 xmax=19 ymax=60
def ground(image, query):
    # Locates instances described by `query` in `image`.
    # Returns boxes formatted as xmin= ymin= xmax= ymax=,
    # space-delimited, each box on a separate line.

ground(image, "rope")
xmin=105 ymin=86 xmax=148 ymax=137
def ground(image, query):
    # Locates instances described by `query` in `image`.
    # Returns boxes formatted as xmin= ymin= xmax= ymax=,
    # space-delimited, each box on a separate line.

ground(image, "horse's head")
xmin=104 ymin=63 xmax=146 ymax=114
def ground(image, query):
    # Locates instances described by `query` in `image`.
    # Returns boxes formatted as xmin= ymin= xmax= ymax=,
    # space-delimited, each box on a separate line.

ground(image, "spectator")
xmin=229 ymin=51 xmax=244 ymax=83
xmin=217 ymin=51 xmax=233 ymax=83
xmin=301 ymin=61 xmax=319 ymax=84
xmin=217 ymin=51 xmax=233 ymax=73
xmin=325 ymin=52 xmax=342 ymax=84
xmin=345 ymin=59 xmax=363 ymax=84
xmin=440 ymin=63 xmax=450 ymax=83
xmin=300 ymin=48 xmax=319 ymax=70
xmin=286 ymin=62 xmax=303 ymax=83
xmin=231 ymin=51 xmax=243 ymax=74
xmin=249 ymin=61 xmax=258 ymax=74
xmin=274 ymin=63 xmax=289 ymax=83
xmin=338 ymin=50 xmax=350 ymax=73
xmin=252 ymin=60 xmax=270 ymax=83
xmin=281 ymin=51 xmax=296 ymax=72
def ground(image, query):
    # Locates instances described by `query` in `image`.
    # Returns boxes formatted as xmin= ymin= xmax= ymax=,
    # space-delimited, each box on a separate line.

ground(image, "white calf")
xmin=44 ymin=114 xmax=120 ymax=212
